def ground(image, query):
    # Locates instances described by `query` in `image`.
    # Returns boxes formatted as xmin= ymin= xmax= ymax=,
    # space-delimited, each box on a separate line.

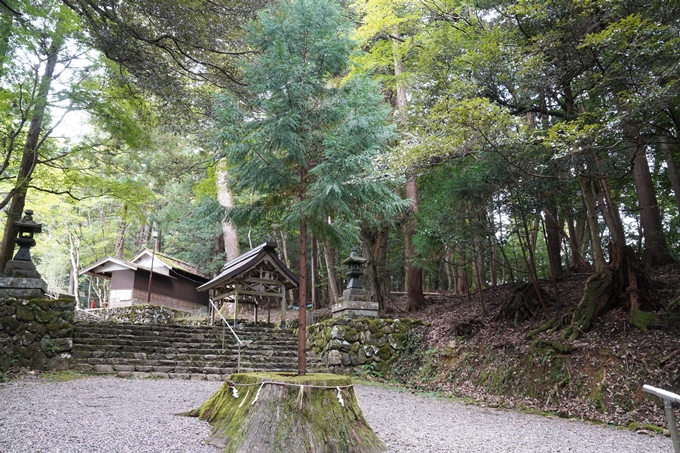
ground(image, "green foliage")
xmin=215 ymin=0 xmax=405 ymax=248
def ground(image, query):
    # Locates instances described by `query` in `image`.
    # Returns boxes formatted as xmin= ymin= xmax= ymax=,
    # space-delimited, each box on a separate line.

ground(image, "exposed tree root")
xmin=526 ymin=314 xmax=570 ymax=340
xmin=564 ymin=246 xmax=653 ymax=341
xmin=494 ymin=283 xmax=551 ymax=325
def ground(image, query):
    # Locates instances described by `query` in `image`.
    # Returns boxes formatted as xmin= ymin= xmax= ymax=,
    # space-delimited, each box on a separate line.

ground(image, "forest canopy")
xmin=0 ymin=0 xmax=679 ymax=337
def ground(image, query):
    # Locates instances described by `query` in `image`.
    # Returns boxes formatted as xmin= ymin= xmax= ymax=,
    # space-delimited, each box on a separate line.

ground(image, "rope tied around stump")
xmin=225 ymin=379 xmax=353 ymax=407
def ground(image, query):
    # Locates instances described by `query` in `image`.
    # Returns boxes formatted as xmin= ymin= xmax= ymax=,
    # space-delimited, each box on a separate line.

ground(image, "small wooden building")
xmin=198 ymin=242 xmax=298 ymax=326
xmin=80 ymin=249 xmax=210 ymax=313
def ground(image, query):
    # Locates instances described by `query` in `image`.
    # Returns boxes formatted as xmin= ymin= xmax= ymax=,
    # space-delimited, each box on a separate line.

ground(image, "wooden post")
xmin=233 ymin=283 xmax=239 ymax=327
xmin=280 ymin=285 xmax=286 ymax=328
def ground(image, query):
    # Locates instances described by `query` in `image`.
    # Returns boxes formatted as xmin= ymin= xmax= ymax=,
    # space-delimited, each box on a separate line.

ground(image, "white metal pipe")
xmin=643 ymin=385 xmax=680 ymax=453
xmin=643 ymin=385 xmax=680 ymax=404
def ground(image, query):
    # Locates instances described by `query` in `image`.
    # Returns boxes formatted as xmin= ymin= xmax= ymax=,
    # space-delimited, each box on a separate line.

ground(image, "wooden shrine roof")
xmin=197 ymin=242 xmax=299 ymax=292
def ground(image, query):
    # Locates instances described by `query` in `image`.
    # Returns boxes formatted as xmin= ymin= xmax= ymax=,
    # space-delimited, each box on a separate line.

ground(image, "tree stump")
xmin=186 ymin=372 xmax=386 ymax=453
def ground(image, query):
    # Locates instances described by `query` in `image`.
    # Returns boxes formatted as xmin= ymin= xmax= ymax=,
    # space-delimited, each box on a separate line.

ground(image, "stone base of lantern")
xmin=331 ymin=288 xmax=379 ymax=319
xmin=0 ymin=260 xmax=47 ymax=299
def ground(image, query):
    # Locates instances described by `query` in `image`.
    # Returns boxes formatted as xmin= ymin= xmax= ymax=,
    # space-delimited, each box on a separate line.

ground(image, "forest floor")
xmin=376 ymin=263 xmax=680 ymax=431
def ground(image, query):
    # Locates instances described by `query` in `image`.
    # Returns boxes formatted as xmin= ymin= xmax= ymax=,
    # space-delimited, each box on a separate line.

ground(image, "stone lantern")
xmin=12 ymin=210 xmax=42 ymax=262
xmin=331 ymin=249 xmax=379 ymax=319
xmin=343 ymin=249 xmax=367 ymax=290
xmin=0 ymin=210 xmax=47 ymax=299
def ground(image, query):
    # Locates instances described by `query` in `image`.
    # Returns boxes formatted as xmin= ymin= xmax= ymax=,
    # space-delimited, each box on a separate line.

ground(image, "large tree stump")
xmin=186 ymin=372 xmax=386 ymax=453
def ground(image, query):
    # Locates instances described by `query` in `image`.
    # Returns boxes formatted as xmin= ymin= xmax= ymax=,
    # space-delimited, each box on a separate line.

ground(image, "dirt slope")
xmin=381 ymin=264 xmax=680 ymax=430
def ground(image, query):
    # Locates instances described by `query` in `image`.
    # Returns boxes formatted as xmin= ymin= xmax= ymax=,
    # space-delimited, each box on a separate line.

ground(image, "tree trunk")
xmin=565 ymin=177 xmax=653 ymax=339
xmin=629 ymin=136 xmax=674 ymax=266
xmin=544 ymin=205 xmax=563 ymax=280
xmin=445 ymin=245 xmax=453 ymax=291
xmin=68 ymin=232 xmax=81 ymax=306
xmin=217 ymin=166 xmax=240 ymax=262
xmin=455 ymin=244 xmax=468 ymax=295
xmin=298 ymin=168 xmax=307 ymax=376
xmin=392 ymin=28 xmax=423 ymax=312
xmin=188 ymin=372 xmax=385 ymax=453
xmin=661 ymin=136 xmax=680 ymax=214
xmin=580 ymin=177 xmax=607 ymax=273
xmin=114 ymin=215 xmax=127 ymax=260
xmin=0 ymin=19 xmax=64 ymax=268
xmin=311 ymin=236 xmax=320 ymax=309
xmin=359 ymin=223 xmax=391 ymax=311
xmin=322 ymin=240 xmax=339 ymax=305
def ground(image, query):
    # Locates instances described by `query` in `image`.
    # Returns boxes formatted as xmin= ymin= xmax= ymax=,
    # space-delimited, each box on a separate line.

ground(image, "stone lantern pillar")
xmin=331 ymin=249 xmax=379 ymax=319
xmin=0 ymin=210 xmax=47 ymax=299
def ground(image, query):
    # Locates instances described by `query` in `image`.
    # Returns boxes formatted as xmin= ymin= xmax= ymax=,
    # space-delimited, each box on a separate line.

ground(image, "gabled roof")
xmin=131 ymin=249 xmax=210 ymax=279
xmin=79 ymin=257 xmax=137 ymax=278
xmin=197 ymin=242 xmax=299 ymax=292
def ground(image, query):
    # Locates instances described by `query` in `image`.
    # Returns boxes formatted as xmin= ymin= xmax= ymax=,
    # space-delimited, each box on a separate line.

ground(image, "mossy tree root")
xmin=563 ymin=245 xmax=653 ymax=341
xmin=187 ymin=372 xmax=386 ymax=453
xmin=563 ymin=270 xmax=622 ymax=341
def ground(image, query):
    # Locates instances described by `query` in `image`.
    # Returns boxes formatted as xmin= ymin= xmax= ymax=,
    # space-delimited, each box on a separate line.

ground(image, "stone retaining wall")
xmin=0 ymin=298 xmax=76 ymax=373
xmin=77 ymin=304 xmax=209 ymax=325
xmin=306 ymin=318 xmax=421 ymax=374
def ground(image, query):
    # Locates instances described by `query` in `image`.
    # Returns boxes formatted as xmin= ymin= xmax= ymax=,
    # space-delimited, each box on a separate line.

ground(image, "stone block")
xmin=15 ymin=331 xmax=36 ymax=347
xmin=170 ymin=373 xmax=192 ymax=380
xmin=40 ymin=337 xmax=73 ymax=354
xmin=15 ymin=304 xmax=34 ymax=322
xmin=93 ymin=364 xmax=114 ymax=373
xmin=34 ymin=309 xmax=58 ymax=324
xmin=30 ymin=351 xmax=47 ymax=370
xmin=135 ymin=366 xmax=153 ymax=372
xmin=46 ymin=319 xmax=74 ymax=337
xmin=190 ymin=373 xmax=206 ymax=381
xmin=205 ymin=374 xmax=223 ymax=381
xmin=1 ymin=316 xmax=20 ymax=335
xmin=22 ymin=342 xmax=39 ymax=359
xmin=114 ymin=365 xmax=135 ymax=372
xmin=46 ymin=353 xmax=72 ymax=372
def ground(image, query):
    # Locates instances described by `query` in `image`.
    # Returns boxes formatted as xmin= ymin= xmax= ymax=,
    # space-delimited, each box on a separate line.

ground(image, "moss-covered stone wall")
xmin=0 ymin=298 xmax=76 ymax=373
xmin=78 ymin=304 xmax=208 ymax=325
xmin=306 ymin=318 xmax=421 ymax=374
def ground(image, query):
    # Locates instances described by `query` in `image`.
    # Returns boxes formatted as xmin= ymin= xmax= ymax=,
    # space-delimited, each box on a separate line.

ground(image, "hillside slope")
xmin=381 ymin=264 xmax=680 ymax=430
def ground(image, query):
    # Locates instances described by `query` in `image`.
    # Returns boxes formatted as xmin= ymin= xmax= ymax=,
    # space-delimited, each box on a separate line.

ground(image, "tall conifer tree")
xmin=215 ymin=0 xmax=404 ymax=375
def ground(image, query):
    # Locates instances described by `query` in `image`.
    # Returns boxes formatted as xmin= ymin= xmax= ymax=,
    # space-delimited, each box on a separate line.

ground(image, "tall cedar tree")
xmin=216 ymin=0 xmax=403 ymax=375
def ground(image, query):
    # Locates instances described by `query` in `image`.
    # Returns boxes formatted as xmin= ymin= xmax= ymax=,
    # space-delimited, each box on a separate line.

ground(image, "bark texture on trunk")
xmin=359 ymin=224 xmax=391 ymax=311
xmin=661 ymin=136 xmax=680 ymax=214
xmin=630 ymin=143 xmax=674 ymax=267
xmin=216 ymin=166 xmax=240 ymax=262
xmin=189 ymin=372 xmax=385 ymax=453
xmin=544 ymin=206 xmax=563 ymax=280
xmin=404 ymin=175 xmax=424 ymax=311
xmin=298 ymin=167 xmax=307 ymax=376
xmin=322 ymin=240 xmax=339 ymax=305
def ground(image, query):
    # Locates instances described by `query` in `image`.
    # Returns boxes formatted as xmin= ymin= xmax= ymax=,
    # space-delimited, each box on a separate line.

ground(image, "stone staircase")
xmin=71 ymin=322 xmax=323 ymax=380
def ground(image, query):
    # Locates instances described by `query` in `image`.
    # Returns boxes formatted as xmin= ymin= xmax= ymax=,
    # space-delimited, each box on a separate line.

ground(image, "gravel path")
xmin=0 ymin=375 xmax=673 ymax=452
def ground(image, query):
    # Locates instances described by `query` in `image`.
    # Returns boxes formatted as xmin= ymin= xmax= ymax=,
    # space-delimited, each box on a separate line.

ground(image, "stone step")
xmin=71 ymin=341 xmax=297 ymax=354
xmin=73 ymin=332 xmax=297 ymax=345
xmin=75 ymin=322 xmax=294 ymax=336
xmin=71 ymin=321 xmax=306 ymax=375
xmin=72 ymin=353 xmax=297 ymax=365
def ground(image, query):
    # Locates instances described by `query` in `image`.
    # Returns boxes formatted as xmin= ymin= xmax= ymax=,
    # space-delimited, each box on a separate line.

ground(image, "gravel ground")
xmin=0 ymin=375 xmax=673 ymax=452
